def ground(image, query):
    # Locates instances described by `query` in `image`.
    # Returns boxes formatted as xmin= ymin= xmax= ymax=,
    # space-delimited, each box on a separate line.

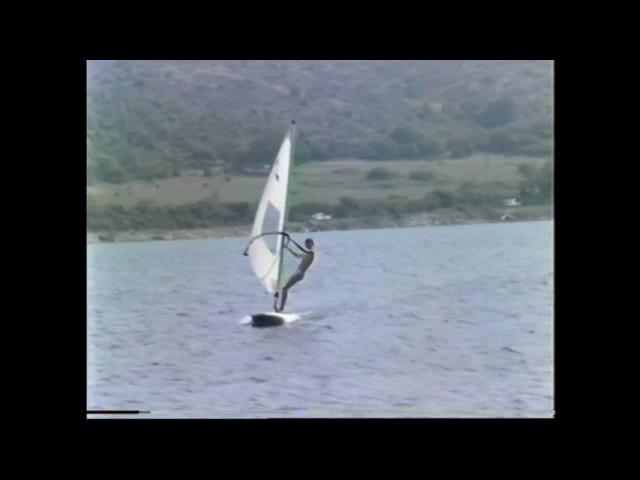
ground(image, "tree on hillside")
xmin=476 ymin=97 xmax=517 ymax=128
xmin=518 ymin=161 xmax=553 ymax=204
xmin=234 ymin=130 xmax=283 ymax=171
xmin=295 ymin=141 xmax=312 ymax=165
xmin=416 ymin=139 xmax=442 ymax=159
xmin=366 ymin=167 xmax=394 ymax=180
xmin=447 ymin=137 xmax=474 ymax=158
xmin=93 ymin=158 xmax=127 ymax=184
xmin=334 ymin=196 xmax=361 ymax=218
xmin=390 ymin=126 xmax=424 ymax=144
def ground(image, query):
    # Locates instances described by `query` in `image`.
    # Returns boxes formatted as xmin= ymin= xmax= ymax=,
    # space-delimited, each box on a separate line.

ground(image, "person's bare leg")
xmin=278 ymin=288 xmax=289 ymax=312
xmin=275 ymin=273 xmax=303 ymax=312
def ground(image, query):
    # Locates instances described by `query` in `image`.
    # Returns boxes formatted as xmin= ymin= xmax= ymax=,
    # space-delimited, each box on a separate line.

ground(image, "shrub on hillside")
xmin=424 ymin=190 xmax=457 ymax=210
xmin=366 ymin=167 xmax=394 ymax=180
xmin=475 ymin=97 xmax=517 ymax=128
xmin=409 ymin=170 xmax=434 ymax=182
xmin=390 ymin=126 xmax=424 ymax=144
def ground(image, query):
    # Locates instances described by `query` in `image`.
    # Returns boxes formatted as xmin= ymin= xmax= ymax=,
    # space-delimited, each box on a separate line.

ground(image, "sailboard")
xmin=243 ymin=121 xmax=301 ymax=327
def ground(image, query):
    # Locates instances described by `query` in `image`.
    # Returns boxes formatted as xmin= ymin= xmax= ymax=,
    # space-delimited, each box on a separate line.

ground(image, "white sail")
xmin=246 ymin=122 xmax=296 ymax=295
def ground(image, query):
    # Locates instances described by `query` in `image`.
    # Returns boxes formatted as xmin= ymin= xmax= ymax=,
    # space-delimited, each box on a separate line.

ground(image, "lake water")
xmin=87 ymin=221 xmax=554 ymax=418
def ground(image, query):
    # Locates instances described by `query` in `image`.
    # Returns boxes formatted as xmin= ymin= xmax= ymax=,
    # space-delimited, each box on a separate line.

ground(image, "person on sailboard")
xmin=274 ymin=237 xmax=315 ymax=311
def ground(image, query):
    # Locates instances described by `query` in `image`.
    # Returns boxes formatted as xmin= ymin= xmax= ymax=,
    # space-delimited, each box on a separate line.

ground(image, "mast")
xmin=275 ymin=120 xmax=296 ymax=295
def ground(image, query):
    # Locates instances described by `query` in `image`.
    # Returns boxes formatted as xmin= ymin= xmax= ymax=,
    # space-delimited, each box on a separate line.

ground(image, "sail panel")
xmin=246 ymin=127 xmax=294 ymax=295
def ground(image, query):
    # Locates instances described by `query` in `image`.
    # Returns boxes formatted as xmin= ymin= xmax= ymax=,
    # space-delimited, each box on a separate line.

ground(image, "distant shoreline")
xmin=87 ymin=205 xmax=552 ymax=244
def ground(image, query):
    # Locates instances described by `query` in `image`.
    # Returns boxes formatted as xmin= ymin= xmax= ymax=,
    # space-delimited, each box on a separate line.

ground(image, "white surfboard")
xmin=239 ymin=311 xmax=313 ymax=326
xmin=249 ymin=312 xmax=301 ymax=327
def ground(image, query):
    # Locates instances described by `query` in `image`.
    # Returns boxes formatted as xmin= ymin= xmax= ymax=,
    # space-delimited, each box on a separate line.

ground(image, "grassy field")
xmin=87 ymin=154 xmax=550 ymax=209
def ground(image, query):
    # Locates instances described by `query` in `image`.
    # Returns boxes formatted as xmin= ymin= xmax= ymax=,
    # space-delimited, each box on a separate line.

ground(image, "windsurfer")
xmin=274 ymin=238 xmax=315 ymax=311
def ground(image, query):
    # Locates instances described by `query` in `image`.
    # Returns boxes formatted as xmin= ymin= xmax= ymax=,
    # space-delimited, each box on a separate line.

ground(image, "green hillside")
xmin=87 ymin=60 xmax=552 ymax=184
xmin=86 ymin=60 xmax=553 ymax=233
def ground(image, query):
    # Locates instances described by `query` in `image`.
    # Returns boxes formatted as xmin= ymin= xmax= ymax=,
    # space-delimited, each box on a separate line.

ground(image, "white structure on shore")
xmin=503 ymin=198 xmax=521 ymax=207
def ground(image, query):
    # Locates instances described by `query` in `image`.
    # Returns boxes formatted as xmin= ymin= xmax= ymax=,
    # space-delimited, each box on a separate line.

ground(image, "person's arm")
xmin=289 ymin=238 xmax=311 ymax=254
xmin=284 ymin=243 xmax=304 ymax=258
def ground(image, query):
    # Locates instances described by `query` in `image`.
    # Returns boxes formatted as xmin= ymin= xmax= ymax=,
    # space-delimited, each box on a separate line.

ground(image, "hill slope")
xmin=87 ymin=60 xmax=553 ymax=183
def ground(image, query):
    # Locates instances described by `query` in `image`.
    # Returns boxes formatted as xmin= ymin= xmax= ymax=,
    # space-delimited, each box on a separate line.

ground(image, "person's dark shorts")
xmin=288 ymin=272 xmax=304 ymax=285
